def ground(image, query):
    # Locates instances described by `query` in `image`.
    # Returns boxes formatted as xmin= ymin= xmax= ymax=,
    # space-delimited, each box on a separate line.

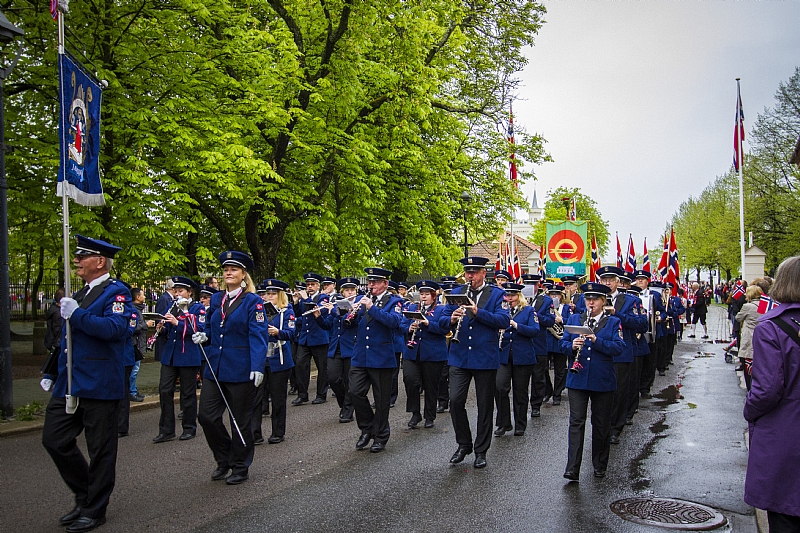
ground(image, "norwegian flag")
xmin=757 ymin=295 xmax=779 ymax=314
xmin=734 ymin=80 xmax=745 ymax=172
xmin=668 ymin=228 xmax=680 ymax=292
xmin=539 ymin=239 xmax=547 ymax=277
xmin=657 ymin=233 xmax=669 ymax=278
xmin=625 ymin=234 xmax=636 ymax=273
xmin=50 ymin=0 xmax=58 ymax=19
xmin=590 ymin=234 xmax=600 ymax=282
xmin=642 ymin=238 xmax=650 ymax=273
xmin=616 ymin=233 xmax=623 ymax=269
xmin=569 ymin=198 xmax=577 ymax=221
xmin=732 ymin=281 xmax=746 ymax=301
xmin=510 ymin=236 xmax=522 ymax=282
xmin=508 ymin=108 xmax=518 ymax=188
xmin=504 ymin=239 xmax=513 ymax=277
xmin=495 ymin=245 xmax=502 ymax=273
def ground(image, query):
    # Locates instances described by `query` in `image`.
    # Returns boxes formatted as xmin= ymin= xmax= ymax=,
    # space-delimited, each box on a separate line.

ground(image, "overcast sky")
xmin=513 ymin=0 xmax=800 ymax=262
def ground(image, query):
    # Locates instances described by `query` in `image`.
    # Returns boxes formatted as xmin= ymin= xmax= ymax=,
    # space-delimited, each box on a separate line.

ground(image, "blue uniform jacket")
xmin=666 ymin=295 xmax=685 ymax=335
xmin=162 ymin=302 xmax=205 ymax=367
xmin=531 ymin=293 xmax=556 ymax=357
xmin=296 ymin=293 xmax=331 ymax=346
xmin=611 ymin=292 xmax=649 ymax=363
xmin=632 ymin=296 xmax=651 ymax=356
xmin=352 ymin=293 xmax=405 ymax=368
xmin=445 ymin=284 xmax=510 ymax=370
xmin=500 ymin=305 xmax=540 ymax=366
xmin=401 ymin=302 xmax=450 ymax=362
xmin=266 ymin=305 xmax=295 ymax=373
xmin=546 ymin=303 xmax=573 ymax=354
xmin=52 ymin=279 xmax=132 ymax=401
xmin=202 ymin=291 xmax=270 ymax=382
xmin=570 ymin=292 xmax=587 ymax=315
xmin=123 ymin=310 xmax=137 ymax=367
xmin=326 ymin=297 xmax=360 ymax=359
xmin=561 ymin=313 xmax=625 ymax=392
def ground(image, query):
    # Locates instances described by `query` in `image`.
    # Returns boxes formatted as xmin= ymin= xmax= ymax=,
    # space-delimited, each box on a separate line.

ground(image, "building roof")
xmin=469 ymin=231 xmax=541 ymax=263
xmin=530 ymin=189 xmax=539 ymax=210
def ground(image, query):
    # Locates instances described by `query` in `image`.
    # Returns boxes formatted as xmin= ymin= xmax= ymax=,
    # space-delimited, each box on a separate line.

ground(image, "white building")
xmin=507 ymin=189 xmax=544 ymax=241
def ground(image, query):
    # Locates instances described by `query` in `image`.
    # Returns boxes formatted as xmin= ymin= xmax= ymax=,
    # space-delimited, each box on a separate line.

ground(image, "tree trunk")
xmin=30 ymin=247 xmax=45 ymax=320
xmin=184 ymin=231 xmax=198 ymax=276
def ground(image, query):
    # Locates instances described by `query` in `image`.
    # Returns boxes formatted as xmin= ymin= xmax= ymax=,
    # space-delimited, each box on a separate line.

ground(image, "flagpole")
xmin=736 ymin=78 xmax=746 ymax=280
xmin=58 ymin=8 xmax=78 ymax=414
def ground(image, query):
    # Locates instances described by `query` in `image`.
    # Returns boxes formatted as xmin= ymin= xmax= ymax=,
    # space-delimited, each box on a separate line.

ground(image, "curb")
xmin=0 ymin=393 xmax=191 ymax=438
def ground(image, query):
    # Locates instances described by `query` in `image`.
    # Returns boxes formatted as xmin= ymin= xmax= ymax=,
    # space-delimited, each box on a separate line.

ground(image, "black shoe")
xmin=552 ymin=398 xmax=561 ymax=406
xmin=226 ymin=472 xmax=248 ymax=485
xmin=152 ymin=433 xmax=176 ymax=443
xmin=658 ymin=370 xmax=666 ymax=376
xmin=268 ymin=435 xmax=284 ymax=444
xmin=514 ymin=430 xmax=525 ymax=436
xmin=701 ymin=335 xmax=709 ymax=339
xmin=531 ymin=408 xmax=541 ymax=418
xmin=371 ymin=402 xmax=376 ymax=409
xmin=424 ymin=420 xmax=434 ymax=429
xmin=563 ymin=471 xmax=579 ymax=481
xmin=436 ymin=404 xmax=447 ymax=413
xmin=408 ymin=412 xmax=422 ymax=429
xmin=494 ymin=426 xmax=512 ymax=437
xmin=117 ymin=432 xmax=129 ymax=438
xmin=449 ymin=446 xmax=471 ymax=464
xmin=291 ymin=397 xmax=309 ymax=406
xmin=356 ymin=434 xmax=371 ymax=450
xmin=254 ymin=436 xmax=265 ymax=445
xmin=641 ymin=392 xmax=652 ymax=399
xmin=339 ymin=414 xmax=354 ymax=423
xmin=311 ymin=397 xmax=327 ymax=405
xmin=625 ymin=418 xmax=633 ymax=426
xmin=288 ymin=387 xmax=297 ymax=395
xmin=211 ymin=466 xmax=230 ymax=480
xmin=389 ymin=403 xmax=395 ymax=408
xmin=370 ymin=442 xmax=385 ymax=453
xmin=543 ymin=395 xmax=552 ymax=404
xmin=594 ymin=470 xmax=606 ymax=478
xmin=473 ymin=453 xmax=487 ymax=469
xmin=65 ymin=516 xmax=106 ymax=533
xmin=130 ymin=393 xmax=144 ymax=402
xmin=59 ymin=506 xmax=82 ymax=526
xmin=177 ymin=411 xmax=183 ymax=419
xmin=179 ymin=432 xmax=195 ymax=441
xmin=688 ymin=334 xmax=696 ymax=338
xmin=610 ymin=435 xmax=620 ymax=444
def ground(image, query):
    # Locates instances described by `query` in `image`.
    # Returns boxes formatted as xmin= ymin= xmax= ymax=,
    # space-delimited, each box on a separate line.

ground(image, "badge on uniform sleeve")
xmin=618 ymin=326 xmax=624 ymax=339
xmin=256 ymin=311 xmax=265 ymax=323
xmin=113 ymin=302 xmax=124 ymax=314
xmin=115 ymin=295 xmax=125 ymax=302
xmin=534 ymin=313 xmax=539 ymax=323
xmin=198 ymin=313 xmax=206 ymax=324
xmin=395 ymin=302 xmax=402 ymax=313
xmin=502 ymin=300 xmax=509 ymax=309
xmin=256 ymin=303 xmax=263 ymax=310
xmin=130 ymin=313 xmax=137 ymax=327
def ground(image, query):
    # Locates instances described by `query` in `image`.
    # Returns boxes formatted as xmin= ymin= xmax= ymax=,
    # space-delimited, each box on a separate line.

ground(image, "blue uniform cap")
xmin=618 ymin=270 xmax=634 ymax=282
xmin=304 ymin=272 xmax=323 ymax=283
xmin=440 ymin=276 xmax=457 ymax=283
xmin=364 ymin=267 xmax=392 ymax=280
xmin=199 ymin=284 xmax=217 ymax=296
xmin=338 ymin=277 xmax=360 ymax=288
xmin=416 ymin=280 xmax=440 ymax=292
xmin=495 ymin=270 xmax=512 ymax=281
xmin=650 ymin=281 xmax=665 ymax=289
xmin=580 ymin=282 xmax=612 ymax=298
xmin=596 ymin=266 xmax=623 ymax=279
xmin=504 ymin=283 xmax=525 ymax=293
xmin=634 ymin=269 xmax=651 ymax=280
xmin=441 ymin=282 xmax=456 ymax=293
xmin=219 ymin=250 xmax=254 ymax=272
xmin=171 ymin=276 xmax=198 ymax=290
xmin=459 ymin=256 xmax=490 ymax=272
xmin=263 ymin=278 xmax=290 ymax=291
xmin=322 ymin=276 xmax=337 ymax=285
xmin=256 ymin=283 xmax=267 ymax=293
xmin=627 ymin=285 xmax=642 ymax=294
xmin=543 ymin=282 xmax=554 ymax=290
xmin=561 ymin=275 xmax=581 ymax=284
xmin=548 ymin=283 xmax=566 ymax=293
xmin=397 ymin=281 xmax=410 ymax=290
xmin=74 ymin=235 xmax=122 ymax=258
xmin=388 ymin=280 xmax=399 ymax=290
xmin=522 ymin=273 xmax=542 ymax=283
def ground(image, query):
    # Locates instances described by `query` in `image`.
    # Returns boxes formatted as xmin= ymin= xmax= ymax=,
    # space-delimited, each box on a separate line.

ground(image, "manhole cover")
xmin=610 ymin=497 xmax=727 ymax=530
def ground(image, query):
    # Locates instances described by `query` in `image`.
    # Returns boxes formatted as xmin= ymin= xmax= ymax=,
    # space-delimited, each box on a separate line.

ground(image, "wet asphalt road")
xmin=0 ymin=307 xmax=757 ymax=532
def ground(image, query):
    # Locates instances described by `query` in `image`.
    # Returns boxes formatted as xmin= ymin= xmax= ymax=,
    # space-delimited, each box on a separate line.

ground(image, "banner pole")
xmin=736 ymin=79 xmax=746 ymax=281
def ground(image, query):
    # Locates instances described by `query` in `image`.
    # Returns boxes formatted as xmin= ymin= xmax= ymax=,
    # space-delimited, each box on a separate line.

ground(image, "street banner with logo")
xmin=545 ymin=220 xmax=588 ymax=278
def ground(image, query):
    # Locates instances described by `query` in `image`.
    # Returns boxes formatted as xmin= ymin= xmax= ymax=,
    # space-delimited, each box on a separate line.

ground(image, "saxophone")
xmin=547 ymin=303 xmax=564 ymax=340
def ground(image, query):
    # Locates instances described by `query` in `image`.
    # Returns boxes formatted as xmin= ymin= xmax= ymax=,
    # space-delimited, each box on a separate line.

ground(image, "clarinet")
xmin=569 ymin=312 xmax=605 ymax=374
xmin=450 ymin=284 xmax=470 ymax=344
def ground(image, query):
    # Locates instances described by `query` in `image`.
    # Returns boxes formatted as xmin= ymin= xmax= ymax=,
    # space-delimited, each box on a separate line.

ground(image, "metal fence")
xmin=9 ymin=274 xmax=164 ymax=321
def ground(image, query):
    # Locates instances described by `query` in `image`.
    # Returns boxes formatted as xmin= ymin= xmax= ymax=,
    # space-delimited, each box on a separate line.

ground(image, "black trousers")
xmin=390 ymin=352 xmax=402 ymax=404
xmin=610 ymin=361 xmax=632 ymax=437
xmin=403 ymin=359 xmax=445 ymax=422
xmin=159 ymin=364 xmax=200 ymax=435
xmin=437 ymin=363 xmax=450 ymax=409
xmin=495 ymin=358 xmax=534 ymax=433
xmin=253 ymin=367 xmax=290 ymax=439
xmin=550 ymin=352 xmax=568 ymax=400
xmin=118 ymin=365 xmax=132 ymax=434
xmin=450 ymin=366 xmax=496 ymax=454
xmin=530 ymin=355 xmax=550 ymax=410
xmin=627 ymin=356 xmax=643 ymax=420
xmin=288 ymin=342 xmax=299 ymax=389
xmin=768 ymin=511 xmax=800 ymax=533
xmin=198 ymin=379 xmax=255 ymax=475
xmin=544 ymin=355 xmax=554 ymax=398
xmin=327 ymin=353 xmax=353 ymax=418
xmin=349 ymin=366 xmax=393 ymax=444
xmin=640 ymin=341 xmax=657 ymax=394
xmin=42 ymin=396 xmax=119 ymax=520
xmin=566 ymin=388 xmax=614 ymax=475
xmin=666 ymin=334 xmax=677 ymax=365
xmin=295 ymin=344 xmax=328 ymax=400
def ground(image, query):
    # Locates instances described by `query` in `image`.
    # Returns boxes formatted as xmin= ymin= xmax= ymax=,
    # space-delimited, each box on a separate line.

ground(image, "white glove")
xmin=192 ymin=331 xmax=208 ymax=345
xmin=40 ymin=378 xmax=53 ymax=392
xmin=60 ymin=297 xmax=79 ymax=319
xmin=250 ymin=371 xmax=264 ymax=387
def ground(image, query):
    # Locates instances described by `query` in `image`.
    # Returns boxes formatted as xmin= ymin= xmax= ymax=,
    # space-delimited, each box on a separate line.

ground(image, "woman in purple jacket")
xmin=744 ymin=255 xmax=800 ymax=533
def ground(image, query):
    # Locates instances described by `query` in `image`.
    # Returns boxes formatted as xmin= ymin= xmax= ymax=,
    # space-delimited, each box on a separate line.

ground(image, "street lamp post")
xmin=682 ymin=254 xmax=688 ymax=284
xmin=0 ymin=11 xmax=24 ymax=418
xmin=460 ymin=191 xmax=471 ymax=258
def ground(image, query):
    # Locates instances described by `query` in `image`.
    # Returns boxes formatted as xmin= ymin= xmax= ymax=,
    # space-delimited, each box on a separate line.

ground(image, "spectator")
xmin=129 ymin=288 xmax=152 ymax=402
xmin=44 ymin=288 xmax=65 ymax=355
xmin=743 ymin=255 xmax=800 ymax=532
xmin=153 ymin=278 xmax=177 ymax=362
xmin=735 ymin=285 xmax=763 ymax=391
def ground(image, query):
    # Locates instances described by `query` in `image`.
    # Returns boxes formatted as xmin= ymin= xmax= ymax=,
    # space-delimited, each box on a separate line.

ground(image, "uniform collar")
xmin=373 ymin=290 xmax=387 ymax=301
xmin=226 ymin=287 xmax=243 ymax=299
xmin=87 ymin=273 xmax=110 ymax=290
